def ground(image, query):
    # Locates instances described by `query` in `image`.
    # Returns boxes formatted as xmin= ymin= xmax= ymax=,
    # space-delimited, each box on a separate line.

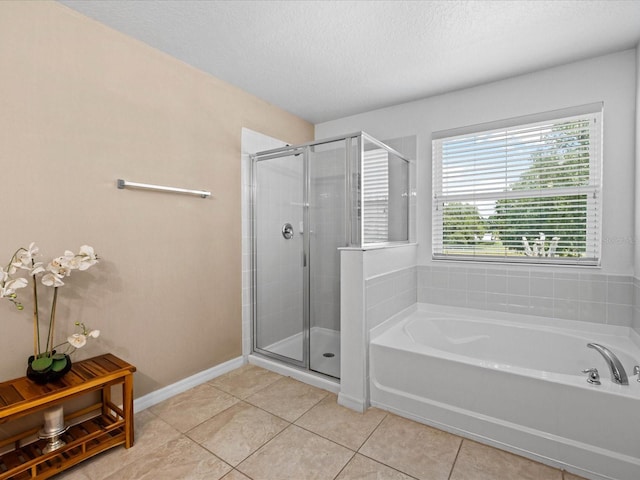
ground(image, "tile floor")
xmin=59 ymin=364 xmax=588 ymax=480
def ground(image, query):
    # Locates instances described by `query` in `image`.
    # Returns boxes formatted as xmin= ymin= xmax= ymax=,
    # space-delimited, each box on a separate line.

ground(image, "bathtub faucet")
xmin=587 ymin=343 xmax=628 ymax=385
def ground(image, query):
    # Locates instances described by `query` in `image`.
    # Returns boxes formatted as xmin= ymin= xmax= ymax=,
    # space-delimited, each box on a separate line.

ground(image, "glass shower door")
xmin=253 ymin=150 xmax=307 ymax=366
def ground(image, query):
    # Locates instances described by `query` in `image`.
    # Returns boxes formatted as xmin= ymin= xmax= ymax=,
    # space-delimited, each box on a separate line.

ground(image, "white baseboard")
xmin=134 ymin=356 xmax=245 ymax=413
xmin=337 ymin=392 xmax=366 ymax=413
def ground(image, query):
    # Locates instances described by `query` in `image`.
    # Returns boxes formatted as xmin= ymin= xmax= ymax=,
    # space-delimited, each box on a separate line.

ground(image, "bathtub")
xmin=369 ymin=304 xmax=640 ymax=480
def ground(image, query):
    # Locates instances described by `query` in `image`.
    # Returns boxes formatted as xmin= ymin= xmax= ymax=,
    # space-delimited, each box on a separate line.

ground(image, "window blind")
xmin=432 ymin=108 xmax=602 ymax=265
xmin=363 ymin=149 xmax=389 ymax=243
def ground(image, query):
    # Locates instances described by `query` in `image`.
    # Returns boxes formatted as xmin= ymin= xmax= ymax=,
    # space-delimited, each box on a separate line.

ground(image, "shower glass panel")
xmin=254 ymin=150 xmax=306 ymax=366
xmin=252 ymin=132 xmax=410 ymax=380
xmin=362 ymin=138 xmax=409 ymax=244
xmin=308 ymin=140 xmax=347 ymax=378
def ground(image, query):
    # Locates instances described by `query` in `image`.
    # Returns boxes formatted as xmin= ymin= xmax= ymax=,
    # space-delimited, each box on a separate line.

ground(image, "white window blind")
xmin=363 ymin=149 xmax=389 ymax=243
xmin=432 ymin=107 xmax=602 ymax=265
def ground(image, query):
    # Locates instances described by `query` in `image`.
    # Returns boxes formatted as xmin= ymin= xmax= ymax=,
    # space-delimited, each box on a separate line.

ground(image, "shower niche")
xmin=251 ymin=132 xmax=410 ymax=379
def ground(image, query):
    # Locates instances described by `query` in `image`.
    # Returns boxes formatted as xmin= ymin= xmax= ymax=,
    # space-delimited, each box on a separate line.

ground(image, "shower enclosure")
xmin=251 ymin=132 xmax=410 ymax=379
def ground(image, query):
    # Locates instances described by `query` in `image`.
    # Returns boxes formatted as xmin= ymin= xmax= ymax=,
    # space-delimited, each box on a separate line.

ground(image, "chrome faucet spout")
xmin=587 ymin=343 xmax=628 ymax=385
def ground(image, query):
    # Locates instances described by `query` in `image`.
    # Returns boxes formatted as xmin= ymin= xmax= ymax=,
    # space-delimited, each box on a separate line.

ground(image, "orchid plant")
xmin=0 ymin=243 xmax=100 ymax=374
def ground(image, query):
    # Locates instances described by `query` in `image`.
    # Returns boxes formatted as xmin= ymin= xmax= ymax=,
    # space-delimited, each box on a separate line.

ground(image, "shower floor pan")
xmin=264 ymin=327 xmax=340 ymax=378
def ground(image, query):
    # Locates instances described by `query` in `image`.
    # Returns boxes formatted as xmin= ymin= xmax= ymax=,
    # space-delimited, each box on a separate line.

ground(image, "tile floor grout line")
xmin=282 ymin=393 xmax=332 ymax=424
xmin=353 ymin=411 xmax=389 ymax=452
xmin=233 ymin=422 xmax=297 ymax=473
xmin=330 ymin=451 xmax=357 ymax=480
xmin=184 ymin=435 xmax=235 ymax=478
xmin=239 ymin=398 xmax=295 ymax=422
xmin=354 ymin=451 xmax=422 ymax=480
xmin=185 ymin=401 xmax=294 ymax=470
xmin=447 ymin=437 xmax=464 ymax=480
xmin=183 ymin=397 xmax=243 ymax=436
xmin=356 ymin=452 xmax=420 ymax=480
xmin=208 ymin=368 xmax=284 ymax=400
xmin=292 ymin=422 xmax=361 ymax=453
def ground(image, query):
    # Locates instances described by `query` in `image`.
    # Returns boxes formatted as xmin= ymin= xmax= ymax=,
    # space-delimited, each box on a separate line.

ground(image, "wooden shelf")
xmin=0 ymin=354 xmax=135 ymax=480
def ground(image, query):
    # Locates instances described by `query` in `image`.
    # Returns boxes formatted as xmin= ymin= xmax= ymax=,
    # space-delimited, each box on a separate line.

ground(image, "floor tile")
xmin=150 ymin=383 xmax=238 ymax=432
xmin=237 ymin=425 xmax=354 ymax=480
xmin=336 ymin=453 xmax=415 ymax=479
xmin=244 ymin=376 xmax=329 ymax=422
xmin=188 ymin=401 xmax=289 ymax=466
xmin=295 ymin=394 xmax=387 ymax=450
xmin=221 ymin=470 xmax=252 ymax=480
xmin=100 ymin=435 xmax=231 ymax=480
xmin=449 ymin=440 xmax=562 ymax=480
xmin=563 ymin=473 xmax=589 ymax=480
xmin=58 ymin=410 xmax=181 ymax=480
xmin=359 ymin=414 xmax=461 ymax=480
xmin=209 ymin=364 xmax=283 ymax=399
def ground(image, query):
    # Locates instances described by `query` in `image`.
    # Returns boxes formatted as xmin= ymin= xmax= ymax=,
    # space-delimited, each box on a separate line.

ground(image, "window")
xmin=363 ymin=149 xmax=389 ymax=243
xmin=432 ymin=104 xmax=602 ymax=265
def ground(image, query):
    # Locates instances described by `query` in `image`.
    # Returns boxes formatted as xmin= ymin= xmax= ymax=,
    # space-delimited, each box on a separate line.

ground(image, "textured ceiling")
xmin=59 ymin=0 xmax=640 ymax=124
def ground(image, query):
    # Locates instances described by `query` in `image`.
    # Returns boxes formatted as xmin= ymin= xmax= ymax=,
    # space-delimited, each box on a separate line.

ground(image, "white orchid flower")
xmin=0 ymin=267 xmax=7 ymax=283
xmin=88 ymin=329 xmax=100 ymax=338
xmin=30 ymin=262 xmax=45 ymax=276
xmin=79 ymin=245 xmax=96 ymax=259
xmin=26 ymin=242 xmax=39 ymax=256
xmin=12 ymin=242 xmax=39 ymax=270
xmin=47 ymin=257 xmax=71 ymax=277
xmin=77 ymin=245 xmax=98 ymax=270
xmin=67 ymin=333 xmax=87 ymax=348
xmin=42 ymin=272 xmax=64 ymax=287
xmin=5 ymin=277 xmax=28 ymax=292
xmin=0 ymin=278 xmax=29 ymax=298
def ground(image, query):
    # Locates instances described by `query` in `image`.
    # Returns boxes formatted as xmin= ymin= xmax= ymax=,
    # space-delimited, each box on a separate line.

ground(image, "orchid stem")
xmin=31 ymin=261 xmax=40 ymax=357
xmin=46 ymin=287 xmax=58 ymax=355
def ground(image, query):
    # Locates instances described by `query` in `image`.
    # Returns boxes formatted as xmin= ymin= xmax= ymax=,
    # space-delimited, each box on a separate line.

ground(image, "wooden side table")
xmin=0 ymin=354 xmax=136 ymax=479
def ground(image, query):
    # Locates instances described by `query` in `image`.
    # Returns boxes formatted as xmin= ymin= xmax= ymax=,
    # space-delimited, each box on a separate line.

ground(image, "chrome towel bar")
xmin=117 ymin=179 xmax=211 ymax=198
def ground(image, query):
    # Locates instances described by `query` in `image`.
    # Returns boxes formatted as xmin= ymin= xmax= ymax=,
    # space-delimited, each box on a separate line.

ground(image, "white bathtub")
xmin=369 ymin=304 xmax=640 ymax=480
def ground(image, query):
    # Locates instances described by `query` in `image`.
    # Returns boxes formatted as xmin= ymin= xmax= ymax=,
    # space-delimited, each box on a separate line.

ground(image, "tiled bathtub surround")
xmin=366 ymin=266 xmax=417 ymax=330
xmin=418 ymin=265 xmax=634 ymax=327
xmin=633 ymin=277 xmax=640 ymax=335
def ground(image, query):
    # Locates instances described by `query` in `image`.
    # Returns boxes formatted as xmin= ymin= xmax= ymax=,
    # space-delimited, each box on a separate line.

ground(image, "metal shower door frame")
xmin=250 ymin=146 xmax=310 ymax=370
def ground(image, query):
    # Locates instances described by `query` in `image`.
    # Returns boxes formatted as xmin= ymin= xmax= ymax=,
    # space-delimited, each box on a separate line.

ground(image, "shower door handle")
xmin=303 ymin=251 xmax=307 ymax=267
xmin=282 ymin=223 xmax=294 ymax=239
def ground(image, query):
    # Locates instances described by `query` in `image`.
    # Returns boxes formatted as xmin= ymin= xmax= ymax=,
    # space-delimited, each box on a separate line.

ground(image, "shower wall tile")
xmin=607 ymin=281 xmax=633 ymax=305
xmin=579 ymin=301 xmax=607 ymax=324
xmin=529 ymin=296 xmax=554 ymax=318
xmin=365 ymin=266 xmax=417 ymax=330
xmin=507 ymin=275 xmax=530 ymax=297
xmin=553 ymin=298 xmax=580 ymax=321
xmin=554 ymin=278 xmax=580 ymax=300
xmin=467 ymin=273 xmax=486 ymax=292
xmin=530 ymin=276 xmax=554 ymax=298
xmin=448 ymin=270 xmax=467 ymax=290
xmin=485 ymin=274 xmax=507 ymax=294
xmin=606 ymin=304 xmax=633 ymax=327
xmin=633 ymin=277 xmax=640 ymax=335
xmin=486 ymin=293 xmax=508 ymax=311
xmin=417 ymin=264 xmax=634 ymax=326
xmin=467 ymin=291 xmax=487 ymax=309
xmin=578 ymin=280 xmax=607 ymax=303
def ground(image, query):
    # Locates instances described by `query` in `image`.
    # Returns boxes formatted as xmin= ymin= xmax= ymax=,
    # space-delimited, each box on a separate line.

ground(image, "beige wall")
xmin=0 ymin=1 xmax=313 ymax=396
